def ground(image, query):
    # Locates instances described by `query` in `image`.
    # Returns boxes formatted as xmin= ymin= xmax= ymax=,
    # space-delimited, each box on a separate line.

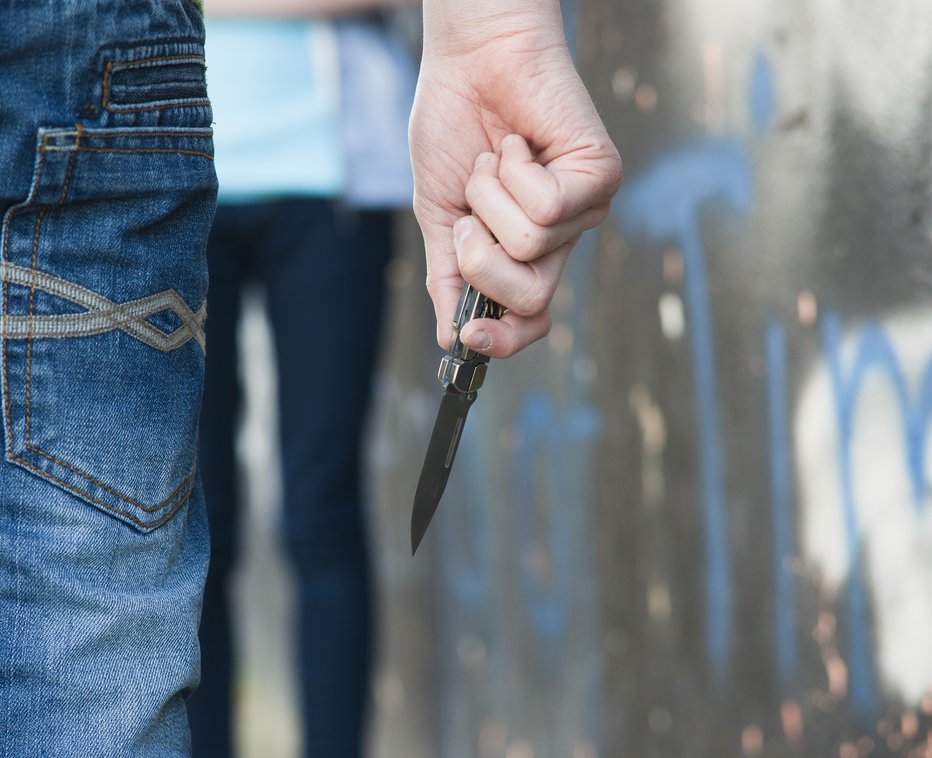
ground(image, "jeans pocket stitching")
xmin=40 ymin=128 xmax=215 ymax=162
xmin=79 ymin=145 xmax=214 ymax=160
xmin=5 ymin=451 xmax=195 ymax=529
xmin=2 ymin=262 xmax=209 ymax=351
xmin=25 ymin=447 xmax=197 ymax=514
xmin=102 ymin=55 xmax=210 ymax=113
xmin=25 ymin=142 xmax=77 ymax=439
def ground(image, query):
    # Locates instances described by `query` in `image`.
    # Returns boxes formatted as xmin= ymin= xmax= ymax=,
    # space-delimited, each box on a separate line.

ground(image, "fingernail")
xmin=474 ymin=152 xmax=495 ymax=170
xmin=453 ymin=216 xmax=476 ymax=248
xmin=463 ymin=329 xmax=492 ymax=351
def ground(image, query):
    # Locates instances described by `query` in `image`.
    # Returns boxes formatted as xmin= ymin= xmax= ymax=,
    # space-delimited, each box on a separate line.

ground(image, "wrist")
xmin=422 ymin=0 xmax=566 ymax=58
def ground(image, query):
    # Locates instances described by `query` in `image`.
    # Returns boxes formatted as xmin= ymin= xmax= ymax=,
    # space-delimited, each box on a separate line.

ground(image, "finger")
xmin=499 ymin=133 xmax=619 ymax=228
xmin=465 ymin=151 xmax=609 ymax=263
xmin=452 ymin=214 xmax=572 ymax=318
xmin=459 ymin=310 xmax=553 ymax=359
xmin=427 ymin=275 xmax=465 ymax=350
xmin=414 ymin=198 xmax=466 ymax=349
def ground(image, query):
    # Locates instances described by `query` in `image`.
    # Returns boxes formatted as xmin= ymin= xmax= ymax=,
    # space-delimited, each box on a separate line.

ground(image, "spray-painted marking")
xmin=619 ymin=137 xmax=751 ymax=675
xmin=765 ymin=317 xmax=798 ymax=691
xmin=819 ymin=312 xmax=932 ymax=715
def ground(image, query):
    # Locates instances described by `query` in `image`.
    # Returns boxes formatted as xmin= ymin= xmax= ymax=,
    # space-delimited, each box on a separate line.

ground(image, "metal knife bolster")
xmin=438 ymin=284 xmax=503 ymax=394
xmin=438 ymin=354 xmax=488 ymax=394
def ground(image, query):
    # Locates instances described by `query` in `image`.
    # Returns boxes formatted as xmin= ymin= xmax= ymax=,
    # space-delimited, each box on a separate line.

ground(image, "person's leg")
xmin=187 ymin=203 xmax=263 ymax=757
xmin=0 ymin=1 xmax=216 ymax=755
xmin=262 ymin=198 xmax=394 ymax=758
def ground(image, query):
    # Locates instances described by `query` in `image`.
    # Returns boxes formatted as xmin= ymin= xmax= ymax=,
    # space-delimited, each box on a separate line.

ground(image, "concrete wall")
xmin=367 ymin=2 xmax=932 ymax=757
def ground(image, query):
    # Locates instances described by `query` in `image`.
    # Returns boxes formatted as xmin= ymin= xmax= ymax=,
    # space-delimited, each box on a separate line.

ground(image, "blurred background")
xmin=203 ymin=0 xmax=932 ymax=756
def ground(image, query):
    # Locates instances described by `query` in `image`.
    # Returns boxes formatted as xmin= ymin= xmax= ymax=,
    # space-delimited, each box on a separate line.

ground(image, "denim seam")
xmin=42 ymin=129 xmax=213 ymax=142
xmin=5 ymin=451 xmax=194 ymax=528
xmin=27 ymin=448 xmax=196 ymax=514
xmin=102 ymin=54 xmax=209 ymax=113
xmin=39 ymin=130 xmax=214 ymax=161
xmin=78 ymin=146 xmax=214 ymax=160
xmin=26 ymin=142 xmax=78 ymax=441
xmin=109 ymin=55 xmax=204 ymax=72
xmin=1 ymin=136 xmax=46 ymax=463
xmin=25 ymin=209 xmax=45 ymax=442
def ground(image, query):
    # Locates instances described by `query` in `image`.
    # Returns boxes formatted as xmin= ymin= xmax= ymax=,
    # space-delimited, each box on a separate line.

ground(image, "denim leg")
xmin=187 ymin=204 xmax=259 ymax=758
xmin=0 ymin=2 xmax=215 ymax=755
xmin=263 ymin=199 xmax=394 ymax=758
xmin=0 ymin=470 xmax=210 ymax=756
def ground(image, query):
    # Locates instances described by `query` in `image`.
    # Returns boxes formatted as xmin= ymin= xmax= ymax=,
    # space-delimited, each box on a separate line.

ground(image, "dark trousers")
xmin=188 ymin=198 xmax=394 ymax=758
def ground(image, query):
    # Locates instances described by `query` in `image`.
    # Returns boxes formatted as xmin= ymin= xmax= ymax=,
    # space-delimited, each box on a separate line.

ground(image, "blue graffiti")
xmin=619 ymin=137 xmax=752 ymax=674
xmin=750 ymin=52 xmax=777 ymax=133
xmin=570 ymin=229 xmax=600 ymax=361
xmin=512 ymin=391 xmax=602 ymax=649
xmin=824 ymin=314 xmax=931 ymax=516
xmin=821 ymin=312 xmax=932 ymax=715
xmin=765 ymin=318 xmax=798 ymax=692
xmin=612 ymin=39 xmax=932 ymax=719
xmin=440 ymin=418 xmax=494 ymax=610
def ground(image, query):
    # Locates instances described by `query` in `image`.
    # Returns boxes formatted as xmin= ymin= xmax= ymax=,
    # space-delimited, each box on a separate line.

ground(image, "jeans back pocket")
xmin=1 ymin=125 xmax=216 ymax=531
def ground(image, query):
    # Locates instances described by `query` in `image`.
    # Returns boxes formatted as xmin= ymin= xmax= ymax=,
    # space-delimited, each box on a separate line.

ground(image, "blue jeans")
xmin=187 ymin=199 xmax=393 ymax=758
xmin=0 ymin=2 xmax=216 ymax=755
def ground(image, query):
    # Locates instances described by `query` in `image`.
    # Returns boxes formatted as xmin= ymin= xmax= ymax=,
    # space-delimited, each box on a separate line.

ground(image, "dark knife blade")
xmin=411 ymin=282 xmax=503 ymax=555
xmin=411 ymin=389 xmax=477 ymax=554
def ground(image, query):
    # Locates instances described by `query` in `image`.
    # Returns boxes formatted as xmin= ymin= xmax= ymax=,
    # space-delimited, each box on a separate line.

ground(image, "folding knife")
xmin=411 ymin=283 xmax=503 ymax=554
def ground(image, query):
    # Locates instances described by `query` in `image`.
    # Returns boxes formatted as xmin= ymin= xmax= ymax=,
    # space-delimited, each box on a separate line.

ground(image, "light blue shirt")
xmin=205 ymin=20 xmax=346 ymax=203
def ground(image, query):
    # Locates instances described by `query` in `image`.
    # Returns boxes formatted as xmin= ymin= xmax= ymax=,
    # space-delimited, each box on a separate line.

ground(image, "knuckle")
xmin=456 ymin=243 xmax=488 ymax=282
xmin=514 ymin=285 xmax=549 ymax=318
xmin=529 ymin=287 xmax=551 ymax=314
xmin=529 ymin=191 xmax=565 ymax=227
xmin=508 ymin=224 xmax=550 ymax=262
xmin=590 ymin=202 xmax=611 ymax=228
xmin=609 ymin=150 xmax=624 ymax=193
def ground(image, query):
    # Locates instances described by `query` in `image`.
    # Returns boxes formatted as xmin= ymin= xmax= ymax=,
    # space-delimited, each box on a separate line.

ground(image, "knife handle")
xmin=437 ymin=283 xmax=504 ymax=393
xmin=451 ymin=283 xmax=504 ymax=356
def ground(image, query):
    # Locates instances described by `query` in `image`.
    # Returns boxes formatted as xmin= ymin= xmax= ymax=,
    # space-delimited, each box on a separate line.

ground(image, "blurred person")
xmin=186 ymin=2 xmax=418 ymax=757
xmin=0 ymin=0 xmax=619 ymax=754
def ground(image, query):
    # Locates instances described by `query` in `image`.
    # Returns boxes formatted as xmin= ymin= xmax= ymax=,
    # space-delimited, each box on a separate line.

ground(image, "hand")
xmin=409 ymin=5 xmax=622 ymax=358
